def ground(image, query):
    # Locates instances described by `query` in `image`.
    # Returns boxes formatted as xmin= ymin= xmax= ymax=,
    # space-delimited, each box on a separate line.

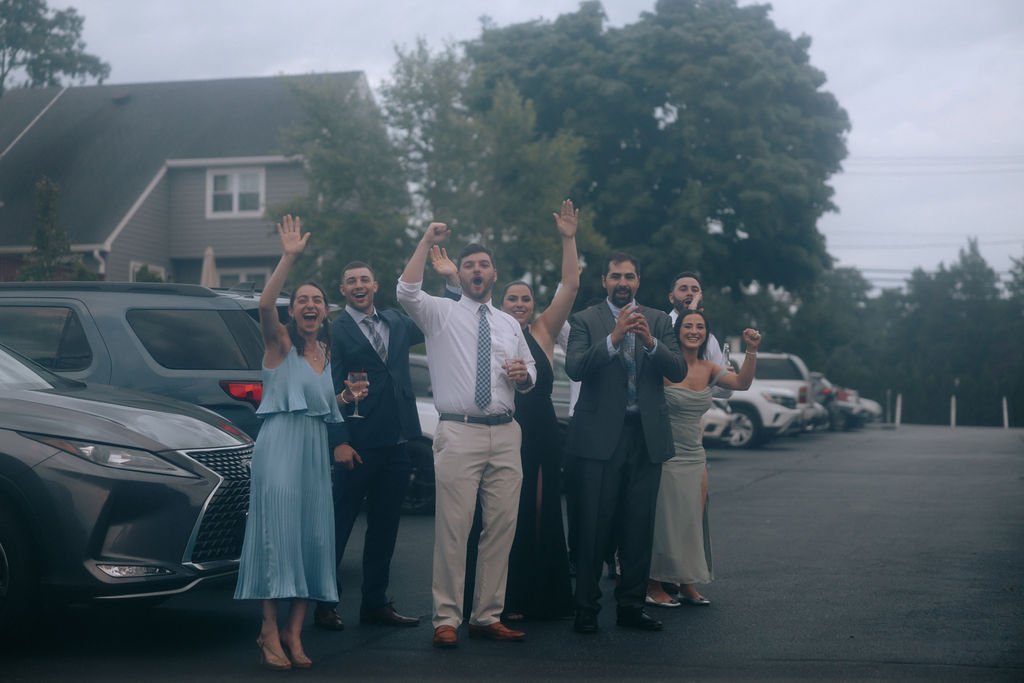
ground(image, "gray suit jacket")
xmin=565 ymin=301 xmax=685 ymax=463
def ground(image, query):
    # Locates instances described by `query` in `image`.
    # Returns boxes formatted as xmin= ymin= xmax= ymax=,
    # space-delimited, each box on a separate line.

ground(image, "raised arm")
xmin=260 ymin=215 xmax=308 ymax=367
xmin=715 ymin=328 xmax=761 ymax=391
xmin=401 ymin=222 xmax=450 ymax=285
xmin=533 ymin=199 xmax=580 ymax=349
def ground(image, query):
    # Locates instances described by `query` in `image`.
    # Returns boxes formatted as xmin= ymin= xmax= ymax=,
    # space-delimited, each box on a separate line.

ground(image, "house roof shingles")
xmin=0 ymin=72 xmax=363 ymax=249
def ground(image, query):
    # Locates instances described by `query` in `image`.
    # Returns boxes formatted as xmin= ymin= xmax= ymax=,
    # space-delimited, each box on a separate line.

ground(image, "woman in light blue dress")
xmin=234 ymin=215 xmax=354 ymax=670
xmin=646 ymin=311 xmax=761 ymax=607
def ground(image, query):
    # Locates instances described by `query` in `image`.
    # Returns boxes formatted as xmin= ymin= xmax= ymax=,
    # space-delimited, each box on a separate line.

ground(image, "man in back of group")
xmin=316 ymin=261 xmax=421 ymax=632
xmin=397 ymin=222 xmax=536 ymax=649
xmin=668 ymin=271 xmax=732 ymax=398
xmin=565 ymin=253 xmax=685 ymax=634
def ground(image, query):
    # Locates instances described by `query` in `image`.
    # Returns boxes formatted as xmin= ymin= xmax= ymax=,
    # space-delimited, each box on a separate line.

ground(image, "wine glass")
xmin=347 ymin=371 xmax=368 ymax=418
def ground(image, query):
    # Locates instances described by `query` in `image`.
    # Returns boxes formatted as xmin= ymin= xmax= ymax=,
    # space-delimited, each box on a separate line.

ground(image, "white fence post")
xmin=895 ymin=393 xmax=902 ymax=428
xmin=1004 ymin=396 xmax=1009 ymax=429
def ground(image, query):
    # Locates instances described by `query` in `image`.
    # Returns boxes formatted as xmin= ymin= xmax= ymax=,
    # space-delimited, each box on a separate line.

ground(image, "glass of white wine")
xmin=347 ymin=371 xmax=368 ymax=418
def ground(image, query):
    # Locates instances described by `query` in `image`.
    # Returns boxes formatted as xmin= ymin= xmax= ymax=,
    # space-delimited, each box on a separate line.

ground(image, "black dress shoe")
xmin=360 ymin=604 xmax=420 ymax=627
xmin=573 ymin=610 xmax=599 ymax=634
xmin=313 ymin=606 xmax=345 ymax=631
xmin=616 ymin=607 xmax=663 ymax=631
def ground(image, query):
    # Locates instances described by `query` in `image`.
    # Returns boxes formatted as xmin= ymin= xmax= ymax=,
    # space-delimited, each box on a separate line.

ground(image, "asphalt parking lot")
xmin=2 ymin=424 xmax=1022 ymax=682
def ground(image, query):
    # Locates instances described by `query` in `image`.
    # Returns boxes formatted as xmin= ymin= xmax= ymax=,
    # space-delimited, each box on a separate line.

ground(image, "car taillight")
xmin=220 ymin=380 xmax=263 ymax=408
xmin=799 ymin=386 xmax=808 ymax=404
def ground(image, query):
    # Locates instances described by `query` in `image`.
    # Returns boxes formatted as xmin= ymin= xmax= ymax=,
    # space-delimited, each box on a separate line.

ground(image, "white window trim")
xmin=129 ymin=261 xmax=167 ymax=282
xmin=217 ymin=267 xmax=272 ymax=284
xmin=205 ymin=167 xmax=266 ymax=219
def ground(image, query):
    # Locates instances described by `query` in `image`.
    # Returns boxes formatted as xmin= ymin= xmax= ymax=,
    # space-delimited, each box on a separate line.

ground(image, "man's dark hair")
xmin=341 ymin=260 xmax=375 ymax=279
xmin=604 ymin=252 xmax=640 ymax=277
xmin=458 ymin=243 xmax=495 ymax=269
xmin=670 ymin=270 xmax=701 ymax=291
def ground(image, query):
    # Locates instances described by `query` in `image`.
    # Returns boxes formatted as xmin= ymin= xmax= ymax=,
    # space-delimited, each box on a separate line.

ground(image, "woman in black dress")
xmin=498 ymin=200 xmax=580 ymax=619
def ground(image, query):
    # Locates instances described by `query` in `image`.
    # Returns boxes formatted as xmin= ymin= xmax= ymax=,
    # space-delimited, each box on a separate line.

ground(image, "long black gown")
xmin=504 ymin=328 xmax=573 ymax=619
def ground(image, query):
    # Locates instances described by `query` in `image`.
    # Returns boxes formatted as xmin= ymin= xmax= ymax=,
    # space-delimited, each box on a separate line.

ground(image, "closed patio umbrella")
xmin=200 ymin=246 xmax=218 ymax=287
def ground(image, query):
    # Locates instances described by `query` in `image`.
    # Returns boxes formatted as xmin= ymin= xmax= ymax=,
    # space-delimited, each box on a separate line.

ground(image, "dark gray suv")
xmin=0 ymin=342 xmax=252 ymax=628
xmin=0 ymin=282 xmax=270 ymax=437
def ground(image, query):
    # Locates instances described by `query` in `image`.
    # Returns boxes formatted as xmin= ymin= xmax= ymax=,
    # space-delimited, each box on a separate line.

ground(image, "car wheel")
xmin=728 ymin=405 xmax=763 ymax=448
xmin=401 ymin=439 xmax=435 ymax=515
xmin=0 ymin=504 xmax=36 ymax=631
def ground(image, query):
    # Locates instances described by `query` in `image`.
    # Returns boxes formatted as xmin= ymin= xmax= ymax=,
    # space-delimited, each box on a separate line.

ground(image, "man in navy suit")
xmin=314 ymin=261 xmax=422 ymax=630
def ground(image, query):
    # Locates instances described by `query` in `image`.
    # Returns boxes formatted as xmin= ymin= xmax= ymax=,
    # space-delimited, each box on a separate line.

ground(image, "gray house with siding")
xmin=0 ymin=72 xmax=366 ymax=284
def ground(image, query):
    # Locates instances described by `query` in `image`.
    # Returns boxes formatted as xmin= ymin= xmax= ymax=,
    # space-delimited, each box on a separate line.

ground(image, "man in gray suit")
xmin=565 ymin=252 xmax=685 ymax=634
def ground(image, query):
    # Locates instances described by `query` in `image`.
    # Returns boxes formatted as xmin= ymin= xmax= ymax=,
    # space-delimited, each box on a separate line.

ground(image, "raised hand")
xmin=687 ymin=293 xmax=703 ymax=312
xmin=742 ymin=328 xmax=762 ymax=352
xmin=429 ymin=246 xmax=457 ymax=280
xmin=277 ymin=215 xmax=309 ymax=256
xmin=422 ymin=222 xmax=451 ymax=246
xmin=553 ymin=199 xmax=579 ymax=239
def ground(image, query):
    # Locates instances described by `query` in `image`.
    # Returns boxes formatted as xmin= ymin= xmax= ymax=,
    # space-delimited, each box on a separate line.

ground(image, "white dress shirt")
xmin=397 ymin=280 xmax=536 ymax=416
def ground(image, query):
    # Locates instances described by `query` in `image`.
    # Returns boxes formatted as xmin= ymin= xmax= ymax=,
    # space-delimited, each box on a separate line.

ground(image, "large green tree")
xmin=380 ymin=41 xmax=605 ymax=300
xmin=465 ymin=0 xmax=849 ymax=304
xmin=0 ymin=0 xmax=109 ymax=96
xmin=274 ymin=80 xmax=412 ymax=308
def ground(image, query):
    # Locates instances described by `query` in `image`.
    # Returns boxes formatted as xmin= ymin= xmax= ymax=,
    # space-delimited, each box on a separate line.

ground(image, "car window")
xmin=755 ymin=358 xmax=804 ymax=380
xmin=410 ymin=361 xmax=431 ymax=397
xmin=0 ymin=306 xmax=93 ymax=371
xmin=126 ymin=309 xmax=262 ymax=370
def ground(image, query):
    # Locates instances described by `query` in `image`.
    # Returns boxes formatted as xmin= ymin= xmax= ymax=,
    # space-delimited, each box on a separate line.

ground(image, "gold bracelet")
xmin=745 ymin=351 xmax=757 ymax=356
xmin=340 ymin=390 xmax=352 ymax=404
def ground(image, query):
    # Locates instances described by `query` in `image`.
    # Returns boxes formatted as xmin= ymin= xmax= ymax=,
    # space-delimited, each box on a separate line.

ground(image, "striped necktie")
xmin=362 ymin=314 xmax=386 ymax=362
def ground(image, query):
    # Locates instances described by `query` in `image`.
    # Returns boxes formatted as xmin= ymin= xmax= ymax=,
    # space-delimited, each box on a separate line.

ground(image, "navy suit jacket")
xmin=326 ymin=308 xmax=424 ymax=451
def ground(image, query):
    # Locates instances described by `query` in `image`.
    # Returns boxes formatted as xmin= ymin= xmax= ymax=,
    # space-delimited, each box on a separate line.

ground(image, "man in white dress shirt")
xmin=397 ymin=222 xmax=536 ymax=649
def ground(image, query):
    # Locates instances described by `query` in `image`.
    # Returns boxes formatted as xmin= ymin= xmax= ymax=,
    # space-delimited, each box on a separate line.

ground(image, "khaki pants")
xmin=431 ymin=419 xmax=522 ymax=629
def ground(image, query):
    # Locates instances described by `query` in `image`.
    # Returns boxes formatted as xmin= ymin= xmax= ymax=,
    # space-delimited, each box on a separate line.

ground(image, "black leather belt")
xmin=438 ymin=412 xmax=514 ymax=425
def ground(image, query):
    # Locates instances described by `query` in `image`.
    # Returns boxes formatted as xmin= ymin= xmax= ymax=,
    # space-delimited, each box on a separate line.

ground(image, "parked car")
xmin=811 ymin=372 xmax=867 ymax=431
xmin=732 ymin=351 xmax=816 ymax=430
xmin=0 ymin=342 xmax=253 ymax=629
xmin=701 ymin=398 xmax=737 ymax=446
xmin=0 ymin=282 xmax=273 ymax=437
xmin=725 ymin=384 xmax=802 ymax=448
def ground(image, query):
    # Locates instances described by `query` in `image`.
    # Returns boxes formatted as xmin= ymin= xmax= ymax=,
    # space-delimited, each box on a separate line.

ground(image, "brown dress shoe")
xmin=432 ymin=625 xmax=458 ymax=648
xmin=468 ymin=622 xmax=526 ymax=642
xmin=360 ymin=604 xmax=420 ymax=627
xmin=313 ymin=606 xmax=345 ymax=631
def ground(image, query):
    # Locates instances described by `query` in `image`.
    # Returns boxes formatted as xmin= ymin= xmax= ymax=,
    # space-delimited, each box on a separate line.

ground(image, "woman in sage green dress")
xmin=646 ymin=311 xmax=761 ymax=607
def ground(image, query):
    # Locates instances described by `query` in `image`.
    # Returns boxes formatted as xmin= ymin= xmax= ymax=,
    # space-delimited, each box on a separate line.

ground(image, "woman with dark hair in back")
xmin=234 ymin=215 xmax=358 ymax=670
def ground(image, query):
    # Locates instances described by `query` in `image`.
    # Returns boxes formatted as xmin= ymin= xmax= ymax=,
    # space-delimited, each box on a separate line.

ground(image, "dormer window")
xmin=206 ymin=168 xmax=265 ymax=218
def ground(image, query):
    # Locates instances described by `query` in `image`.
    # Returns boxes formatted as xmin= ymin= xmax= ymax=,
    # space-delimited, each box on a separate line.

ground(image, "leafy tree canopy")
xmin=0 ymin=0 xmax=109 ymax=96
xmin=465 ymin=0 xmax=849 ymax=302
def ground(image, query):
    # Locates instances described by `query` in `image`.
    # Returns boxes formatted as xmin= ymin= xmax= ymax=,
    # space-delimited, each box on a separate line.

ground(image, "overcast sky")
xmin=60 ymin=0 xmax=1024 ymax=291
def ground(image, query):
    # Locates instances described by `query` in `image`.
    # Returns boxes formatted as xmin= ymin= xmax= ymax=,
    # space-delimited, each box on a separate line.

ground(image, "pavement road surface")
xmin=2 ymin=424 xmax=1022 ymax=681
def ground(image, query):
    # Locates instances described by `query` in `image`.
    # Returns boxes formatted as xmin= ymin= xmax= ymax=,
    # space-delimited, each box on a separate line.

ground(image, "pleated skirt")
xmin=234 ymin=411 xmax=338 ymax=602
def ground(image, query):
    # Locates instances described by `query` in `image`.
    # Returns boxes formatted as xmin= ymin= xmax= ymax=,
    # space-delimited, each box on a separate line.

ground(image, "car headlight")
xmin=761 ymin=393 xmax=795 ymax=408
xmin=22 ymin=434 xmax=197 ymax=478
